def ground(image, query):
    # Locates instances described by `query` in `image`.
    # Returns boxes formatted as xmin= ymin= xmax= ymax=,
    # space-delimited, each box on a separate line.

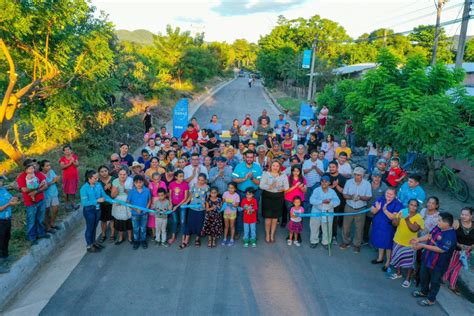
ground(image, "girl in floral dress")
xmin=201 ymin=187 xmax=223 ymax=248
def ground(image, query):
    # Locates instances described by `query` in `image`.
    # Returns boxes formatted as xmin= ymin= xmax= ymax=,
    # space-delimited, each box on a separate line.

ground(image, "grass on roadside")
xmin=276 ymin=97 xmax=302 ymax=114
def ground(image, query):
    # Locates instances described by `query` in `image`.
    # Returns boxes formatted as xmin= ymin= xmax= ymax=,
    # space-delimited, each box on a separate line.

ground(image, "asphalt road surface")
xmin=40 ymin=78 xmax=447 ymax=315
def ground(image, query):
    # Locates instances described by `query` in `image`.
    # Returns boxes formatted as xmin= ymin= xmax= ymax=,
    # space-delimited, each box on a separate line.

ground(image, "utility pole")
xmin=307 ymin=35 xmax=317 ymax=101
xmin=455 ymin=0 xmax=472 ymax=68
xmin=432 ymin=0 xmax=446 ymax=66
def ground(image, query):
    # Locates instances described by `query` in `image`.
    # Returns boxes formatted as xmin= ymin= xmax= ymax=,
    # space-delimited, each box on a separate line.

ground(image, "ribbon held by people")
xmin=296 ymin=208 xmax=371 ymax=218
xmin=104 ymin=196 xmax=173 ymax=215
xmin=219 ymin=202 xmax=243 ymax=213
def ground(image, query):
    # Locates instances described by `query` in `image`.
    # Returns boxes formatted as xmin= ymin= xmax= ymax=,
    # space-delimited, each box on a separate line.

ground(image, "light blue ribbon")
xmin=297 ymin=208 xmax=371 ymax=218
xmin=219 ymin=202 xmax=243 ymax=213
xmin=105 ymin=196 xmax=173 ymax=215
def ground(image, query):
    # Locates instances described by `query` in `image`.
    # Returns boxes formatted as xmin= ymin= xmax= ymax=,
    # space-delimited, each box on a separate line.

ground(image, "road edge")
xmin=0 ymin=210 xmax=83 ymax=311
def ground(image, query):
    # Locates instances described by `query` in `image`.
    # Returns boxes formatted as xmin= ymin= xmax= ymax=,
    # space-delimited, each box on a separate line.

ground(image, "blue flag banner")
xmin=298 ymin=102 xmax=314 ymax=125
xmin=302 ymin=49 xmax=311 ymax=69
xmin=104 ymin=196 xmax=173 ymax=215
xmin=173 ymin=98 xmax=189 ymax=138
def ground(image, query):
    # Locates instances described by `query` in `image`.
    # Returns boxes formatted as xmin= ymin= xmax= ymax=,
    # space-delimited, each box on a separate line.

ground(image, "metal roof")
xmin=446 ymin=62 xmax=474 ymax=73
xmin=333 ymin=63 xmax=378 ymax=75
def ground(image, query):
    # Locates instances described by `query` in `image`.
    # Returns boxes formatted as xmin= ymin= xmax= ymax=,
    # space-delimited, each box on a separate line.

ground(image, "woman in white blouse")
xmin=260 ymin=160 xmax=289 ymax=243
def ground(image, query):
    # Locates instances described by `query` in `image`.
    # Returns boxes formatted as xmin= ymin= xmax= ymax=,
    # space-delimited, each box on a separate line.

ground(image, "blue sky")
xmin=92 ymin=0 xmax=473 ymax=43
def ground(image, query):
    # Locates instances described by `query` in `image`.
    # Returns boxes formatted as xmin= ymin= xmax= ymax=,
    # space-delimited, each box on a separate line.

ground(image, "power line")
xmin=375 ymin=2 xmax=436 ymax=23
xmin=318 ymin=15 xmax=474 ymax=44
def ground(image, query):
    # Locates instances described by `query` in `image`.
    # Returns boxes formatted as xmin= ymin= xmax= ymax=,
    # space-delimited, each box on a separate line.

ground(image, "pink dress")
xmin=147 ymin=181 xmax=167 ymax=228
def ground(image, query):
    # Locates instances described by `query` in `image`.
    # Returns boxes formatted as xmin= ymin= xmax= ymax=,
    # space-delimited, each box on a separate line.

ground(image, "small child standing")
xmin=0 ymin=176 xmax=20 ymax=273
xmin=148 ymin=172 xmax=167 ymax=241
xmin=201 ymin=187 xmax=223 ymax=248
xmin=386 ymin=157 xmax=406 ymax=188
xmin=221 ymin=182 xmax=240 ymax=247
xmin=153 ymin=188 xmax=170 ymax=247
xmin=127 ymin=175 xmax=151 ymax=250
xmin=288 ymin=196 xmax=304 ymax=247
xmin=39 ymin=160 xmax=60 ymax=233
xmin=241 ymin=188 xmax=258 ymax=248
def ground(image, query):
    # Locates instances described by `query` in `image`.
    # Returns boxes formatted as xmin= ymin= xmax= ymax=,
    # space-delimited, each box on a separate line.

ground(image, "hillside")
xmin=115 ymin=29 xmax=154 ymax=44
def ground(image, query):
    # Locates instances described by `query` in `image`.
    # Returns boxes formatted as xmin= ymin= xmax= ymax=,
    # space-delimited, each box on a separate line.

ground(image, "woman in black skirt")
xmin=98 ymin=165 xmax=115 ymax=242
xmin=260 ymin=160 xmax=289 ymax=243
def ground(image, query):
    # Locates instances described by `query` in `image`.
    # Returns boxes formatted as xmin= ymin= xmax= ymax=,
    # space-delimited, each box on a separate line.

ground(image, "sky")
xmin=91 ymin=0 xmax=474 ymax=43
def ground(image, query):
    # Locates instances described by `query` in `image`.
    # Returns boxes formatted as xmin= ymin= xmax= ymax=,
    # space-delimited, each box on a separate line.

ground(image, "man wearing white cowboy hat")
xmin=130 ymin=161 xmax=145 ymax=178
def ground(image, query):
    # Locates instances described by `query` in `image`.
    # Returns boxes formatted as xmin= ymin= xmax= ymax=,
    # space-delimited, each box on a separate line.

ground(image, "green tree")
xmin=342 ymin=49 xmax=466 ymax=182
xmin=0 ymin=0 xmax=116 ymax=162
xmin=464 ymin=38 xmax=474 ymax=62
xmin=409 ymin=25 xmax=454 ymax=63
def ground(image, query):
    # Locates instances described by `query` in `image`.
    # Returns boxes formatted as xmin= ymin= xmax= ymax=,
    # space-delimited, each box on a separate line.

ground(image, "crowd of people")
xmin=0 ymin=107 xmax=472 ymax=308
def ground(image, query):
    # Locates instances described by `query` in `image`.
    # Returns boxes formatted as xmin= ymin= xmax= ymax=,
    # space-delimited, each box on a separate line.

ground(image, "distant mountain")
xmin=115 ymin=29 xmax=154 ymax=45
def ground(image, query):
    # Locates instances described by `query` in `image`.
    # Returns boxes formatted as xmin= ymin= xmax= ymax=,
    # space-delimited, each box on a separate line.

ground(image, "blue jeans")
xmin=304 ymin=183 xmax=320 ymax=213
xmin=367 ymin=155 xmax=377 ymax=174
xmin=420 ymin=265 xmax=443 ymax=302
xmin=132 ymin=214 xmax=148 ymax=242
xmin=347 ymin=132 xmax=355 ymax=150
xmin=168 ymin=206 xmax=185 ymax=235
xmin=237 ymin=189 xmax=261 ymax=234
xmin=243 ymin=223 xmax=256 ymax=241
xmin=26 ymin=200 xmax=46 ymax=241
xmin=83 ymin=205 xmax=101 ymax=246
xmin=402 ymin=152 xmax=417 ymax=170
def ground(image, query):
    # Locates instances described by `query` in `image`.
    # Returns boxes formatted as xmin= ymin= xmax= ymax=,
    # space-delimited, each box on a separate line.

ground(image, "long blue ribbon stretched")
xmin=297 ymin=208 xmax=371 ymax=218
xmin=105 ymin=196 xmax=173 ymax=215
xmin=219 ymin=202 xmax=243 ymax=213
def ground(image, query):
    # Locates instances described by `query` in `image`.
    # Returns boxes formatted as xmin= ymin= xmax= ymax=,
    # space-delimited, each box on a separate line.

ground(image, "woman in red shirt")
xmin=59 ymin=145 xmax=80 ymax=210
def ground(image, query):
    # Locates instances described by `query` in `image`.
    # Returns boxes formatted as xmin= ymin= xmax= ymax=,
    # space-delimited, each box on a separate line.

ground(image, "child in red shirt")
xmin=241 ymin=188 xmax=258 ymax=248
xmin=386 ymin=157 xmax=406 ymax=187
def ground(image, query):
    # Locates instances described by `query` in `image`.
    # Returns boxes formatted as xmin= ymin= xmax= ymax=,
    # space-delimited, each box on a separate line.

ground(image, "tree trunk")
xmin=0 ymin=136 xmax=23 ymax=163
xmin=426 ymin=155 xmax=435 ymax=185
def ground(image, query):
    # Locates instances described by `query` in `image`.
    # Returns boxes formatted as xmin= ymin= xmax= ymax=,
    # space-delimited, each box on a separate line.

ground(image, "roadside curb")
xmin=0 ymin=209 xmax=83 ymax=311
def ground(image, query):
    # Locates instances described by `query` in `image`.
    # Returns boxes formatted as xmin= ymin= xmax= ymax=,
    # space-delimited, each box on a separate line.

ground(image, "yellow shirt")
xmin=335 ymin=147 xmax=352 ymax=158
xmin=393 ymin=212 xmax=425 ymax=247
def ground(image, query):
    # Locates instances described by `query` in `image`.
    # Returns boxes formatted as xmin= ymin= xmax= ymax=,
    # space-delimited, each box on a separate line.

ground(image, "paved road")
xmin=39 ymin=77 xmax=448 ymax=315
xmin=193 ymin=77 xmax=290 ymax=130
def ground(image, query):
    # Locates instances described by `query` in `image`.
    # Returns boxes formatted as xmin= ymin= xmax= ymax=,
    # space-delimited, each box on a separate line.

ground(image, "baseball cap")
xmin=321 ymin=175 xmax=330 ymax=182
xmin=353 ymin=167 xmax=365 ymax=175
xmin=372 ymin=169 xmax=382 ymax=177
xmin=377 ymin=158 xmax=387 ymax=165
xmin=248 ymin=140 xmax=256 ymax=145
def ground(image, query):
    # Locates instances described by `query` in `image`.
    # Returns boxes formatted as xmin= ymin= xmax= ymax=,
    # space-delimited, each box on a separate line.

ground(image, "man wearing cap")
xmin=397 ymin=174 xmax=426 ymax=207
xmin=341 ymin=167 xmax=372 ymax=253
xmin=16 ymin=159 xmax=50 ymax=245
xmin=309 ymin=175 xmax=340 ymax=249
xmin=0 ymin=176 xmax=20 ymax=273
xmin=371 ymin=158 xmax=389 ymax=184
xmin=184 ymin=153 xmax=208 ymax=187
xmin=363 ymin=169 xmax=388 ymax=245
xmin=233 ymin=150 xmax=262 ymax=238
xmin=209 ymin=157 xmax=233 ymax=195
xmin=274 ymin=113 xmax=287 ymax=143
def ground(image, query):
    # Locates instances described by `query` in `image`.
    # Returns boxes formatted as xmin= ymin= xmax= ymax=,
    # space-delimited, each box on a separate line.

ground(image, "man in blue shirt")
xmin=397 ymin=174 xmax=426 ymax=207
xmin=127 ymin=175 xmax=151 ymax=249
xmin=0 ymin=176 xmax=20 ymax=273
xmin=274 ymin=113 xmax=287 ymax=143
xmin=207 ymin=114 xmax=223 ymax=140
xmin=232 ymin=150 xmax=262 ymax=238
xmin=411 ymin=212 xmax=457 ymax=307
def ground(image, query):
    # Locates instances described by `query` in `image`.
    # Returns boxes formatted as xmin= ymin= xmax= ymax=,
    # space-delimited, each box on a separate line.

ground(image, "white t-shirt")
xmin=338 ymin=162 xmax=352 ymax=177
xmin=183 ymin=165 xmax=208 ymax=187
xmin=367 ymin=142 xmax=378 ymax=156
xmin=302 ymin=159 xmax=324 ymax=187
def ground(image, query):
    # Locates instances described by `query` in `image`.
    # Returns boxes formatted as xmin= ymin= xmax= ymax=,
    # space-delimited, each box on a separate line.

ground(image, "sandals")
xmin=109 ymin=236 xmax=115 ymax=242
xmin=115 ymin=239 xmax=124 ymax=245
xmin=412 ymin=290 xmax=427 ymax=298
xmin=371 ymin=259 xmax=384 ymax=264
xmin=418 ymin=299 xmax=435 ymax=307
xmin=99 ymin=235 xmax=106 ymax=243
xmin=179 ymin=243 xmax=188 ymax=250
xmin=207 ymin=239 xmax=212 ymax=248
xmin=212 ymin=239 xmax=216 ymax=248
xmin=195 ymin=239 xmax=201 ymax=247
